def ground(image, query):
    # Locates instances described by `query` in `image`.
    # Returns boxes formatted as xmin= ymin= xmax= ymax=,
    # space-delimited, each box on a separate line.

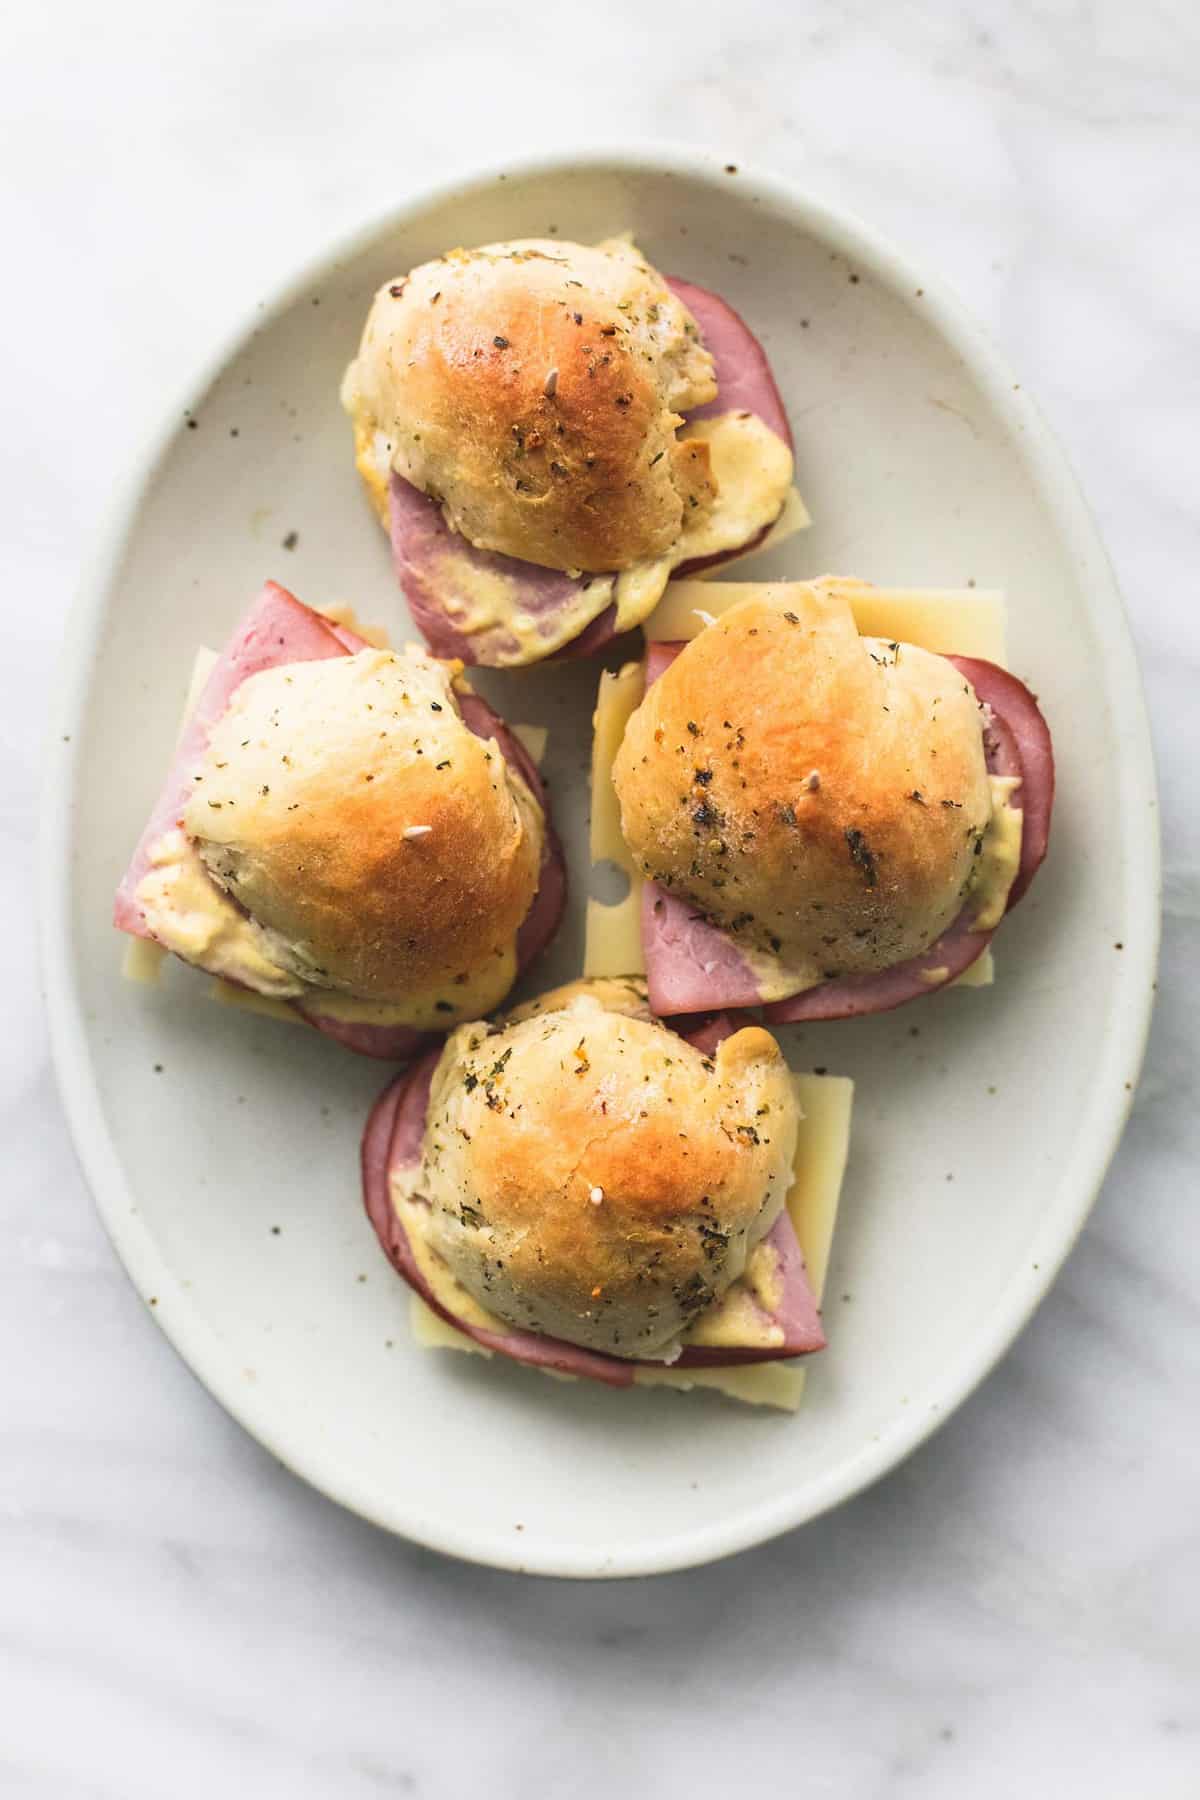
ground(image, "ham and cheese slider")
xmin=609 ymin=581 xmax=1053 ymax=1019
xmin=114 ymin=583 xmax=565 ymax=1059
xmin=341 ymin=237 xmax=801 ymax=667
xmin=363 ymin=979 xmax=851 ymax=1399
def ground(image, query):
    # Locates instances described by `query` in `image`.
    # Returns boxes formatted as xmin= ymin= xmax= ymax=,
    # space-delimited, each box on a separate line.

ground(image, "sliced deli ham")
xmin=638 ymin=641 xmax=769 ymax=1015
xmin=676 ymin=1211 xmax=826 ymax=1366
xmin=387 ymin=279 xmax=794 ymax=666
xmin=643 ymin=639 xmax=683 ymax=686
xmin=643 ymin=882 xmax=766 ymax=1015
xmin=675 ymin=1011 xmax=824 ymax=1363
xmin=664 ymin=278 xmax=792 ymax=449
xmin=762 ymin=908 xmax=995 ymax=1025
xmin=456 ymin=693 xmax=567 ymax=977
xmin=639 ymin=641 xmax=1054 ymax=1021
xmin=291 ymin=1006 xmax=432 ymax=1063
xmin=672 ymin=1009 xmax=752 ymax=1058
xmin=948 ymin=655 xmax=1054 ymax=907
xmin=114 ymin=582 xmax=348 ymax=935
xmin=664 ymin=277 xmax=794 ymax=578
xmin=361 ymin=1016 xmax=826 ymax=1388
xmin=388 ymin=473 xmax=618 ymax=666
xmin=115 ymin=582 xmax=564 ymax=1059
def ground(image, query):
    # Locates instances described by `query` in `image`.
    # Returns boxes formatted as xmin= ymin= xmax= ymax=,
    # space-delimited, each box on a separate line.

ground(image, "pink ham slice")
xmin=671 ymin=1009 xmax=750 ymax=1058
xmin=763 ymin=909 xmax=995 ymax=1025
xmin=640 ymin=639 xmax=780 ymax=1015
xmin=386 ymin=278 xmax=793 ymax=665
xmin=643 ymin=639 xmax=684 ymax=686
xmin=291 ymin=1006 xmax=432 ymax=1063
xmin=361 ymin=1016 xmax=825 ymax=1388
xmin=948 ymin=655 xmax=1054 ymax=907
xmin=643 ymin=882 xmax=766 ymax=1015
xmin=638 ymin=641 xmax=1054 ymax=1021
xmin=665 ymin=277 xmax=794 ymax=579
xmin=387 ymin=473 xmax=618 ymax=666
xmin=455 ymin=693 xmax=567 ymax=975
xmin=114 ymin=582 xmax=564 ymax=1059
xmin=114 ymin=582 xmax=349 ymax=935
xmin=664 ymin=279 xmax=793 ymax=449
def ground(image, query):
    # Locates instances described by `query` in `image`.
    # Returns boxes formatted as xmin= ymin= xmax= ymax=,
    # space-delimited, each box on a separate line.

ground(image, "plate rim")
xmin=40 ymin=141 xmax=1161 ymax=1579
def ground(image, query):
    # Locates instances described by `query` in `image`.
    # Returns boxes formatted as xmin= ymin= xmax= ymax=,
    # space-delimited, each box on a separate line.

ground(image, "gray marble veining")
xmin=3 ymin=1 xmax=1197 ymax=1794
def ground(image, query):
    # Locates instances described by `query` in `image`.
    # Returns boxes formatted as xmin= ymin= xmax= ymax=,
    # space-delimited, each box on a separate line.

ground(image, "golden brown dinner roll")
xmin=612 ymin=582 xmax=993 ymax=980
xmin=413 ymin=980 xmax=799 ymax=1358
xmin=342 ymin=237 xmax=719 ymax=572
xmin=183 ymin=648 xmax=543 ymax=1015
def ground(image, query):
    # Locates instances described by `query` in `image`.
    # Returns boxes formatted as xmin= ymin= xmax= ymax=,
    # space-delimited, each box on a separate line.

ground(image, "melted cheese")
xmin=673 ymin=412 xmax=794 ymax=565
xmin=367 ymin=410 xmax=803 ymax=664
xmin=298 ymin=947 xmax=520 ymax=1033
xmin=710 ymin=483 xmax=811 ymax=572
xmin=135 ymin=828 xmax=305 ymax=997
xmin=969 ymin=775 xmax=1023 ymax=930
xmin=585 ymin=584 xmax=1013 ymax=997
xmin=680 ymin=1240 xmax=786 ymax=1351
xmin=313 ymin=600 xmax=390 ymax=648
xmin=350 ymin=416 xmax=392 ymax=526
xmin=462 ymin=556 xmax=616 ymax=660
xmin=608 ymin=411 xmax=798 ymax=634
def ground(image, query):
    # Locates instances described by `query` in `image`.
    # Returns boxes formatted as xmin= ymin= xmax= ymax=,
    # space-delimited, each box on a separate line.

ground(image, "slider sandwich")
xmin=362 ymin=978 xmax=853 ymax=1410
xmin=341 ymin=236 xmax=805 ymax=666
xmin=115 ymin=582 xmax=564 ymax=1058
xmin=588 ymin=577 xmax=1053 ymax=1019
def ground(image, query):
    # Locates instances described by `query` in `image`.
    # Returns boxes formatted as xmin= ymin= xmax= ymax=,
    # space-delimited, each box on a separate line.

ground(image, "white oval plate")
xmin=43 ymin=149 xmax=1159 ymax=1578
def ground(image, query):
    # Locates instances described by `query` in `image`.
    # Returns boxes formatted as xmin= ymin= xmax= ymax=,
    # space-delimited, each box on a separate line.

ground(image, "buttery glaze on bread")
xmin=612 ymin=582 xmax=993 ymax=980
xmin=179 ymin=648 xmax=543 ymax=1011
xmin=409 ymin=981 xmax=799 ymax=1358
xmin=342 ymin=237 xmax=719 ymax=572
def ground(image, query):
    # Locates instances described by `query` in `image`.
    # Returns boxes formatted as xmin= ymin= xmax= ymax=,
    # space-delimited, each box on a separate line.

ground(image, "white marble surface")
xmin=4 ymin=1 xmax=1197 ymax=1792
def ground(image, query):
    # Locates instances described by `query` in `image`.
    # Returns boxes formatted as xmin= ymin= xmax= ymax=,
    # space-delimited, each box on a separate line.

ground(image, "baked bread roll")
xmin=407 ymin=979 xmax=799 ymax=1358
xmin=612 ymin=582 xmax=993 ymax=982
xmin=342 ymin=237 xmax=719 ymax=572
xmin=138 ymin=646 xmax=544 ymax=1023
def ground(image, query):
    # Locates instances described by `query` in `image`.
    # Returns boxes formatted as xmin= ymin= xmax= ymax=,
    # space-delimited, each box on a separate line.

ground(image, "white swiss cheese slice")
xmin=643 ymin=576 xmax=1008 ymax=661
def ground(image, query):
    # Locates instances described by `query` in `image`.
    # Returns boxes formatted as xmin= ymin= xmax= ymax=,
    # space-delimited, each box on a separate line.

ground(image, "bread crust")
xmin=414 ymin=980 xmax=798 ymax=1358
xmin=612 ymin=581 xmax=993 ymax=979
xmin=343 ymin=238 xmax=718 ymax=573
xmin=185 ymin=649 xmax=543 ymax=1009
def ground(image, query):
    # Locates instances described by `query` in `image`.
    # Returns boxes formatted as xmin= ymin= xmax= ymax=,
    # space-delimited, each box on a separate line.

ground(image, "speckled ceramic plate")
xmin=42 ymin=148 xmax=1159 ymax=1577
